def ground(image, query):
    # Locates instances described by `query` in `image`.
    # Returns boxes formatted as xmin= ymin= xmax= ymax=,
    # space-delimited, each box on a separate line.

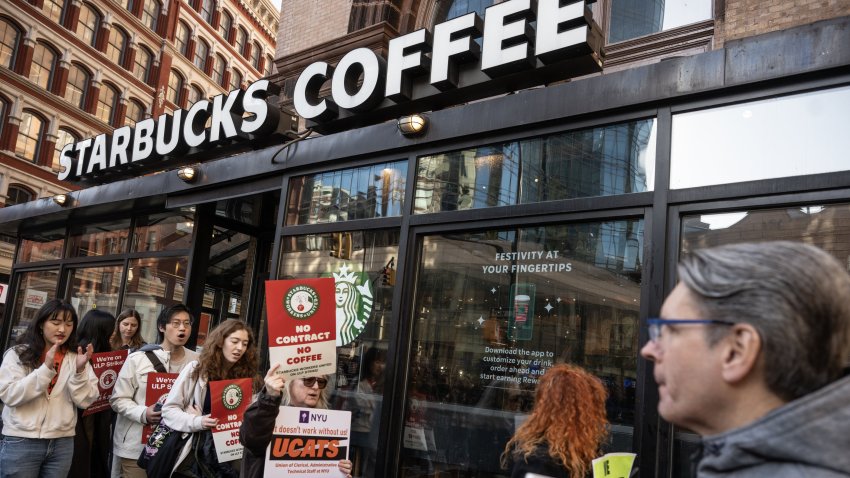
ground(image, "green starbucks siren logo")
xmin=333 ymin=265 xmax=373 ymax=346
xmin=284 ymin=285 xmax=320 ymax=319
xmin=222 ymin=384 xmax=243 ymax=410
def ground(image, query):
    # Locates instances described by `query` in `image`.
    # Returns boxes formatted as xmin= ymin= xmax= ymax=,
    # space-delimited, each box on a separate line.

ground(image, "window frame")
xmin=53 ymin=127 xmax=80 ymax=171
xmin=77 ymin=3 xmax=102 ymax=48
xmin=64 ymin=62 xmax=91 ymax=109
xmin=106 ymin=25 xmax=128 ymax=66
xmin=15 ymin=110 xmax=46 ymax=162
xmin=95 ymin=82 xmax=120 ymax=125
xmin=0 ymin=18 xmax=21 ymax=70
xmin=29 ymin=41 xmax=59 ymax=91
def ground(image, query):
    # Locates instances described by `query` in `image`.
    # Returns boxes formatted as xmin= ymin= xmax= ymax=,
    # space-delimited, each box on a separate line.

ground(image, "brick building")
xmin=0 ymin=0 xmax=279 ymax=283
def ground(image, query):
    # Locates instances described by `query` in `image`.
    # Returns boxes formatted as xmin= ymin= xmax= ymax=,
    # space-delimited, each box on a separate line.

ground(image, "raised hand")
xmin=44 ymin=343 xmax=59 ymax=370
xmin=75 ymin=343 xmax=94 ymax=373
xmin=264 ymin=363 xmax=285 ymax=397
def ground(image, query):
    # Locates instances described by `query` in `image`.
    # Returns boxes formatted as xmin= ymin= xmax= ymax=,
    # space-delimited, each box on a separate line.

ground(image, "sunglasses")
xmin=301 ymin=377 xmax=328 ymax=389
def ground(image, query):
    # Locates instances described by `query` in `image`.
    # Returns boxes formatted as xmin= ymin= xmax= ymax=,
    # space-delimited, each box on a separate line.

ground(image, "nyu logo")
xmin=299 ymin=411 xmax=310 ymax=423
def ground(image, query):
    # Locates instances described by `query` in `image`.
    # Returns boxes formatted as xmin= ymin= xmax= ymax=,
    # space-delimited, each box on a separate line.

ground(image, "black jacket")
xmin=508 ymin=442 xmax=572 ymax=478
xmin=239 ymin=387 xmax=282 ymax=478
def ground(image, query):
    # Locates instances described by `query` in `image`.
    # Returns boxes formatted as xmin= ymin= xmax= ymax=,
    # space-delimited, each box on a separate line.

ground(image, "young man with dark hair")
xmin=110 ymin=304 xmax=199 ymax=478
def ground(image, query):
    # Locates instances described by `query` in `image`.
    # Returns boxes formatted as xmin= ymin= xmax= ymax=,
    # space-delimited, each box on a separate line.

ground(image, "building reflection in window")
xmin=286 ymin=161 xmax=407 ymax=225
xmin=415 ymin=119 xmax=655 ymax=214
xmin=401 ymin=219 xmax=642 ymax=476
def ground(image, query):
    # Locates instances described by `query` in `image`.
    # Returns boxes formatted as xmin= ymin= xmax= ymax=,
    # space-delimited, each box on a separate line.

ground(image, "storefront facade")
xmin=1 ymin=15 xmax=850 ymax=478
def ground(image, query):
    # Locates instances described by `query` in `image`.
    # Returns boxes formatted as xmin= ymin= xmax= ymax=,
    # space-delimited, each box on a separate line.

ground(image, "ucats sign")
xmin=57 ymin=80 xmax=283 ymax=183
xmin=294 ymin=0 xmax=602 ymax=132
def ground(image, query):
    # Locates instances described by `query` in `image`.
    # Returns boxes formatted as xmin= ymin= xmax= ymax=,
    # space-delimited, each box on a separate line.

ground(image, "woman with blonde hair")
xmin=501 ymin=364 xmax=609 ymax=478
xmin=109 ymin=308 xmax=144 ymax=351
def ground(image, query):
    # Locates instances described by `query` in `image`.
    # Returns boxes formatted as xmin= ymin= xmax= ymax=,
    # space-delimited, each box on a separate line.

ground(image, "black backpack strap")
xmin=145 ymin=351 xmax=167 ymax=373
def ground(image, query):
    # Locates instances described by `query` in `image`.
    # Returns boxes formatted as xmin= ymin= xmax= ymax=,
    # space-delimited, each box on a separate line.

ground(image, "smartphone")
xmin=153 ymin=403 xmax=163 ymax=412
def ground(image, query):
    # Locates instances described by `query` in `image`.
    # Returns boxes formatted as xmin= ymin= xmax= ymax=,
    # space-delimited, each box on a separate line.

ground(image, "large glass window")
xmin=44 ymin=0 xmax=67 ymax=24
xmin=8 ymin=269 xmax=60 ymax=343
xmin=29 ymin=43 xmax=57 ymax=90
xmin=286 ymin=161 xmax=407 ymax=225
xmin=194 ymin=39 xmax=209 ymax=72
xmin=15 ymin=111 xmax=44 ymax=162
xmin=6 ymin=184 xmax=34 ymax=207
xmin=673 ymin=202 xmax=850 ymax=476
xmin=64 ymin=63 xmax=90 ymax=109
xmin=167 ymin=70 xmax=183 ymax=105
xmin=250 ymin=41 xmax=261 ymax=70
xmin=125 ymin=99 xmax=145 ymax=127
xmin=416 ymin=119 xmax=655 ymax=214
xmin=132 ymin=211 xmax=195 ymax=252
xmin=200 ymin=0 xmax=214 ymax=24
xmin=608 ymin=0 xmax=711 ymax=44
xmin=212 ymin=54 xmax=226 ymax=85
xmin=133 ymin=45 xmax=152 ymax=83
xmin=433 ymin=0 xmax=492 ymax=24
xmin=142 ymin=0 xmax=160 ymax=31
xmin=0 ymin=19 xmax=19 ymax=69
xmin=230 ymin=69 xmax=242 ymax=91
xmin=187 ymin=85 xmax=203 ymax=106
xmin=175 ymin=21 xmax=190 ymax=56
xmin=17 ymin=227 xmax=65 ymax=263
xmin=67 ymin=219 xmax=130 ymax=258
xmin=400 ymin=219 xmax=642 ymax=476
xmin=77 ymin=4 xmax=100 ymax=47
xmin=124 ymin=256 xmax=189 ymax=343
xmin=278 ymin=229 xmax=399 ymax=478
xmin=671 ymin=86 xmax=850 ymax=189
xmin=234 ymin=26 xmax=247 ymax=56
xmin=96 ymin=83 xmax=119 ymax=125
xmin=53 ymin=128 xmax=79 ymax=171
xmin=68 ymin=265 xmax=122 ymax=318
xmin=106 ymin=26 xmax=128 ymax=65
xmin=219 ymin=11 xmax=233 ymax=41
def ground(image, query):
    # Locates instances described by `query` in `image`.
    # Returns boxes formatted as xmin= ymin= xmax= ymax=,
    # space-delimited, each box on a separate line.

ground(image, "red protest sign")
xmin=265 ymin=278 xmax=337 ymax=379
xmin=141 ymin=372 xmax=178 ymax=443
xmin=209 ymin=378 xmax=253 ymax=462
xmin=83 ymin=349 xmax=128 ymax=417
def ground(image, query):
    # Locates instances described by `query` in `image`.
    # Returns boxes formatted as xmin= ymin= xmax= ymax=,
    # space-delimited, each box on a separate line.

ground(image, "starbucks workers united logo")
xmin=222 ymin=384 xmax=243 ymax=410
xmin=334 ymin=264 xmax=373 ymax=346
xmin=284 ymin=285 xmax=320 ymax=319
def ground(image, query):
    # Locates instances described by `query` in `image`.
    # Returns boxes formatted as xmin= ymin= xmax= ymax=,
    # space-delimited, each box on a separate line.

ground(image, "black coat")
xmin=239 ymin=387 xmax=282 ymax=478
xmin=508 ymin=442 xmax=572 ymax=478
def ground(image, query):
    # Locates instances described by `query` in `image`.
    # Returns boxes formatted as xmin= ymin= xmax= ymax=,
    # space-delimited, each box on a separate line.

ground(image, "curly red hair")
xmin=501 ymin=364 xmax=609 ymax=477
xmin=192 ymin=319 xmax=262 ymax=391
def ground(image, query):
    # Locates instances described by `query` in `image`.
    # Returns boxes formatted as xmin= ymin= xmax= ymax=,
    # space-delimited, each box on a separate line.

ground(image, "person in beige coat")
xmin=0 ymin=299 xmax=98 ymax=478
xmin=109 ymin=304 xmax=199 ymax=478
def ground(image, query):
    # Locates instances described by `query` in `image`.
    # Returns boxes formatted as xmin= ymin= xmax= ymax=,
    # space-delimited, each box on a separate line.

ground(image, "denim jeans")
xmin=0 ymin=436 xmax=74 ymax=478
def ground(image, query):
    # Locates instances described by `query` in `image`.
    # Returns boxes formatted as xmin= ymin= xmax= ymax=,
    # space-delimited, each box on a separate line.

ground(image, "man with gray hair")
xmin=641 ymin=241 xmax=850 ymax=477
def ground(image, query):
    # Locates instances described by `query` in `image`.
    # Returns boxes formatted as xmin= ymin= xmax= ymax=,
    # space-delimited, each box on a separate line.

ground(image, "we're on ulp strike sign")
xmin=265 ymin=279 xmax=337 ymax=380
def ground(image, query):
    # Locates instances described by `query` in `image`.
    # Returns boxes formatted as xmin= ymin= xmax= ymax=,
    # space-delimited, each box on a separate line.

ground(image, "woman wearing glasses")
xmin=0 ymin=299 xmax=98 ymax=478
xmin=239 ymin=365 xmax=354 ymax=478
xmin=500 ymin=364 xmax=609 ymax=478
xmin=161 ymin=319 xmax=263 ymax=477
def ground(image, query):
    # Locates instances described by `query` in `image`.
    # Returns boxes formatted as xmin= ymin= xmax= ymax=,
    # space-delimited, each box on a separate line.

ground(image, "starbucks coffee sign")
xmin=294 ymin=0 xmax=602 ymax=133
xmin=58 ymin=80 xmax=281 ymax=182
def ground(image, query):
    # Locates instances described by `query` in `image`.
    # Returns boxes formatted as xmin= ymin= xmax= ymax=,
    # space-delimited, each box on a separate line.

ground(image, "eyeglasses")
xmin=168 ymin=319 xmax=193 ymax=328
xmin=300 ymin=377 xmax=328 ymax=389
xmin=646 ymin=318 xmax=735 ymax=343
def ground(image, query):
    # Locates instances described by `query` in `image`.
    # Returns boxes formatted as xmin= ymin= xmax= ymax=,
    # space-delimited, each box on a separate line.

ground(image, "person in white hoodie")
xmin=109 ymin=304 xmax=199 ymax=478
xmin=0 ymin=299 xmax=98 ymax=478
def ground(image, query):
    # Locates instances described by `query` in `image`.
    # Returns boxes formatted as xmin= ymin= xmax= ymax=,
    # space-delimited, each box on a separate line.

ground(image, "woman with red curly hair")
xmin=501 ymin=364 xmax=609 ymax=478
xmin=161 ymin=319 xmax=263 ymax=477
